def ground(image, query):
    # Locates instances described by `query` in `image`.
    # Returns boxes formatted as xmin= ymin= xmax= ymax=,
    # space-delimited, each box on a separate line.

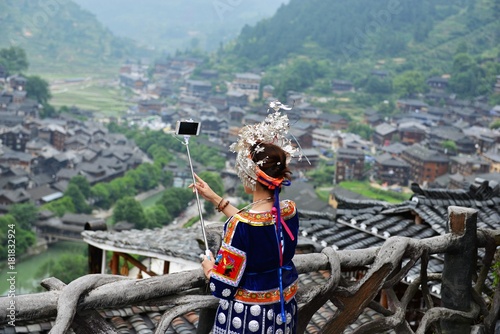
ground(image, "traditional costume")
xmin=209 ymin=101 xmax=302 ymax=334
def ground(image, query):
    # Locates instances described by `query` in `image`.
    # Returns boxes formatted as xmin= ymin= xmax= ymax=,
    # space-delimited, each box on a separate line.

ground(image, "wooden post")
xmin=163 ymin=261 xmax=170 ymax=275
xmin=85 ymin=220 xmax=107 ymax=274
xmin=440 ymin=206 xmax=477 ymax=334
xmin=111 ymin=252 xmax=119 ymax=275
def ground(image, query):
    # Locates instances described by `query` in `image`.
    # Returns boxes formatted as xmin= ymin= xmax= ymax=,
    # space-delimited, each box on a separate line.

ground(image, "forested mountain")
xmin=0 ymin=0 xmax=145 ymax=72
xmin=73 ymin=0 xmax=288 ymax=52
xmin=230 ymin=0 xmax=500 ymax=69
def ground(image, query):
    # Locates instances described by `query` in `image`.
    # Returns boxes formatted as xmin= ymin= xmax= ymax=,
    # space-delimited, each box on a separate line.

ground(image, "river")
xmin=0 ymin=187 xmax=167 ymax=296
xmin=0 ymin=241 xmax=86 ymax=296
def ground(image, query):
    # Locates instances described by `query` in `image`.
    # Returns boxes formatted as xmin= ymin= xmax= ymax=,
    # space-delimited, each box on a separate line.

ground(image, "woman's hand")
xmin=189 ymin=174 xmax=238 ymax=217
xmin=189 ymin=174 xmax=220 ymax=204
xmin=201 ymin=251 xmax=215 ymax=280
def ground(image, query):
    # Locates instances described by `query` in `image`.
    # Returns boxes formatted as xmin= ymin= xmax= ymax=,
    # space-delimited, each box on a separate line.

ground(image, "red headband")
xmin=256 ymin=167 xmax=285 ymax=190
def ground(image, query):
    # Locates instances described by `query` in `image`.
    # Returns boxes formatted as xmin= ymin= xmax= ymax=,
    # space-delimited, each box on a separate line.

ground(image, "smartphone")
xmin=175 ymin=120 xmax=201 ymax=136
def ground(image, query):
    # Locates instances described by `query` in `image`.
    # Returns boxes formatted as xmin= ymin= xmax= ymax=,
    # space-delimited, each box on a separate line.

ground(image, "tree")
xmin=347 ymin=123 xmax=374 ymax=141
xmin=441 ymin=140 xmax=458 ymax=155
xmin=39 ymin=103 xmax=58 ymax=119
xmin=448 ymin=53 xmax=485 ymax=97
xmin=0 ymin=46 xmax=29 ymax=74
xmin=91 ymin=183 xmax=111 ymax=209
xmin=159 ymin=188 xmax=193 ymax=218
xmin=42 ymin=197 xmax=75 ymax=217
xmin=9 ymin=203 xmax=38 ymax=230
xmin=393 ymin=71 xmax=427 ymax=97
xmin=365 ymin=76 xmax=393 ymax=95
xmin=65 ymin=184 xmax=92 ymax=214
xmin=0 ymin=215 xmax=36 ymax=260
xmin=113 ymin=197 xmax=147 ymax=229
xmin=26 ymin=75 xmax=52 ymax=104
xmin=107 ymin=177 xmax=137 ymax=203
xmin=306 ymin=163 xmax=335 ymax=187
xmin=36 ymin=253 xmax=87 ymax=285
xmin=128 ymin=163 xmax=161 ymax=191
xmin=145 ymin=205 xmax=172 ymax=228
xmin=69 ymin=176 xmax=91 ymax=199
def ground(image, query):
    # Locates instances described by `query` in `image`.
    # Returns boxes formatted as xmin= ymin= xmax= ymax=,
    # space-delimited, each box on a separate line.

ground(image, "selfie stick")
xmin=182 ymin=135 xmax=211 ymax=259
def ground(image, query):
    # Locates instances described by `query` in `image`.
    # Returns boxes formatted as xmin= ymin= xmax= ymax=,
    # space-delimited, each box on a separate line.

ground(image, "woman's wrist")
xmin=205 ymin=268 xmax=213 ymax=281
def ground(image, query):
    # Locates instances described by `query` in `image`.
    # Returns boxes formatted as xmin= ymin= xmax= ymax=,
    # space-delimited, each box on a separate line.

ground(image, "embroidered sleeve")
xmin=209 ymin=218 xmax=247 ymax=300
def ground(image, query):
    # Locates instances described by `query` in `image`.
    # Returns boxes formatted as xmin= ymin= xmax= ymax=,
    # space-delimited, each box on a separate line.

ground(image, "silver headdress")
xmin=229 ymin=100 xmax=299 ymax=189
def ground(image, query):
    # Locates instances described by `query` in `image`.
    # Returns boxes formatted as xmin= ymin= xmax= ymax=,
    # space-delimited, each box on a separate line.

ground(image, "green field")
xmin=338 ymin=181 xmax=410 ymax=204
xmin=51 ymin=83 xmax=133 ymax=117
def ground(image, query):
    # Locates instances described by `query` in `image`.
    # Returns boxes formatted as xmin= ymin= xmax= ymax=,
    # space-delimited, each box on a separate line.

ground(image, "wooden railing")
xmin=1 ymin=206 xmax=500 ymax=334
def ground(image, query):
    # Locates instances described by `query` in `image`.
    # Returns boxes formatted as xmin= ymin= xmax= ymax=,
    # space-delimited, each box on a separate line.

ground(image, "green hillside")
xmin=73 ymin=0 xmax=288 ymax=52
xmin=228 ymin=0 xmax=500 ymax=71
xmin=0 ymin=0 xmax=146 ymax=74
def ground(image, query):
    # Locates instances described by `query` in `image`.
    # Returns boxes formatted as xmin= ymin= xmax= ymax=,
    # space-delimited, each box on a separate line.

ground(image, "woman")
xmin=192 ymin=101 xmax=301 ymax=333
xmin=192 ymin=140 xmax=300 ymax=334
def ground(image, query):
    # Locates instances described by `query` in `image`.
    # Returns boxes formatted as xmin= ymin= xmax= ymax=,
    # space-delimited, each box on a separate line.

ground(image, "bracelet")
xmin=216 ymin=198 xmax=225 ymax=211
xmin=217 ymin=199 xmax=230 ymax=212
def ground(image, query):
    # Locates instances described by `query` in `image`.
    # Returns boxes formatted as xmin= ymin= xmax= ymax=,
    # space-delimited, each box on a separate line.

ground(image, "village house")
xmin=186 ymin=80 xmax=212 ymax=100
xmin=178 ymin=95 xmax=202 ymax=110
xmin=401 ymin=144 xmax=449 ymax=185
xmin=374 ymin=153 xmax=411 ymax=186
xmin=208 ymin=95 xmax=228 ymax=112
xmin=426 ymin=76 xmax=449 ymax=91
xmin=463 ymin=126 xmax=500 ymax=154
xmin=226 ymin=90 xmax=248 ymax=108
xmin=0 ymin=124 xmax=31 ymax=151
xmin=317 ymin=112 xmax=349 ymax=130
xmin=331 ymin=79 xmax=355 ymax=93
xmin=482 ymin=144 xmax=500 ymax=173
xmin=198 ymin=69 xmax=219 ymax=80
xmin=335 ymin=148 xmax=365 ymax=184
xmin=451 ymin=107 xmax=478 ymax=124
xmin=230 ymin=72 xmax=261 ymax=102
xmin=154 ymin=57 xmax=202 ymax=81
xmin=449 ymin=155 xmax=491 ymax=176
xmin=312 ymin=128 xmax=340 ymax=151
xmin=372 ymin=123 xmax=397 ymax=146
xmin=262 ymin=84 xmax=275 ymax=100
xmin=138 ymin=99 xmax=163 ymax=114
xmin=9 ymin=74 xmax=27 ymax=91
xmin=199 ymin=114 xmax=228 ymax=140
xmin=398 ymin=121 xmax=427 ymax=145
xmin=370 ymin=69 xmax=389 ymax=79
xmin=228 ymin=106 xmax=245 ymax=122
xmin=0 ymin=111 xmax=24 ymax=127
xmin=364 ymin=108 xmax=384 ymax=127
xmin=289 ymin=127 xmax=313 ymax=149
xmin=38 ymin=124 xmax=67 ymax=151
xmin=292 ymin=147 xmax=321 ymax=171
xmin=396 ymin=99 xmax=429 ymax=113
xmin=380 ymin=142 xmax=408 ymax=157
xmin=427 ymin=126 xmax=477 ymax=155
xmin=0 ymin=188 xmax=30 ymax=205
xmin=119 ymin=73 xmax=148 ymax=90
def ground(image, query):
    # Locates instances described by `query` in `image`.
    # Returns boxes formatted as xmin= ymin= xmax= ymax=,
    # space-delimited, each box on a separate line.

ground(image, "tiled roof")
xmin=82 ymin=224 xmax=206 ymax=263
xmin=300 ymin=177 xmax=500 ymax=296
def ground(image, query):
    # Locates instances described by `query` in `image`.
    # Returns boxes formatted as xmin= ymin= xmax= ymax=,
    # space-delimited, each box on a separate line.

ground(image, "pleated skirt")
xmin=212 ymin=298 xmax=297 ymax=334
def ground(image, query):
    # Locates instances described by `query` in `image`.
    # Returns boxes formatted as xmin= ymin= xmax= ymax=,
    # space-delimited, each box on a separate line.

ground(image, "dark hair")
xmin=251 ymin=142 xmax=292 ymax=182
